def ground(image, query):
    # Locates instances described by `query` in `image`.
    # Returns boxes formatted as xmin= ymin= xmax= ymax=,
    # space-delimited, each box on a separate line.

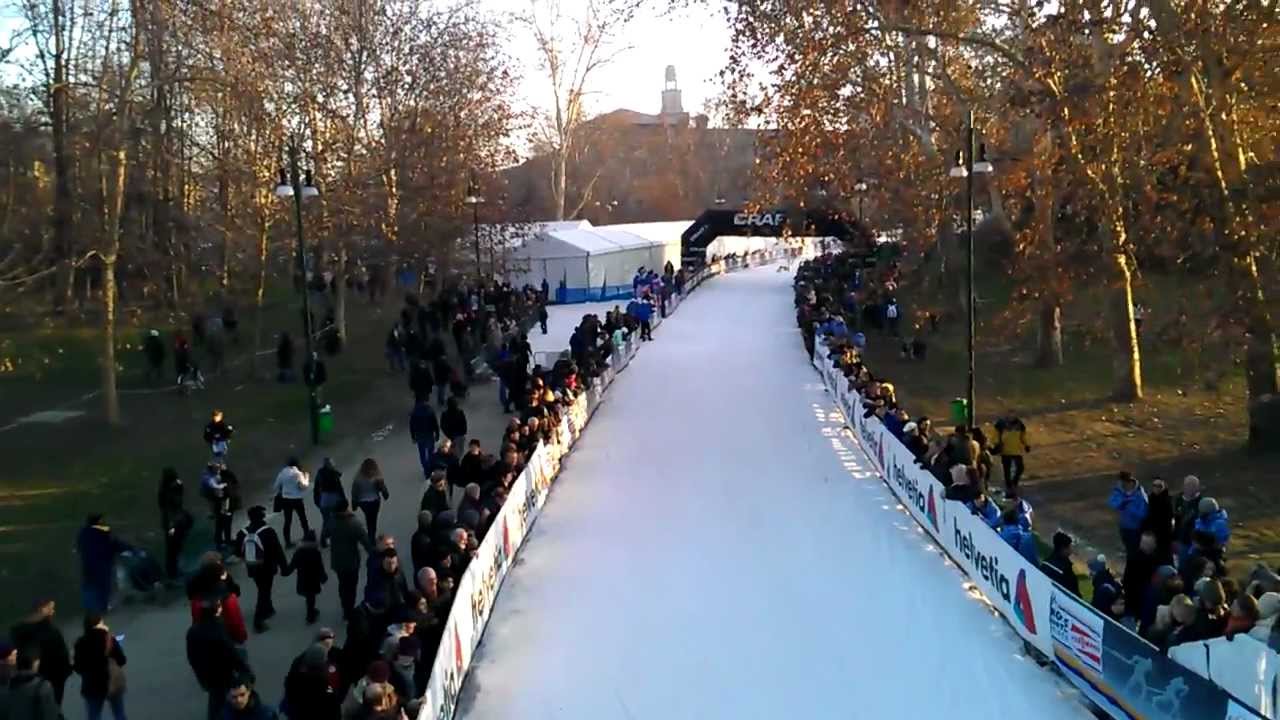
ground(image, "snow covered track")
xmin=456 ymin=267 xmax=1089 ymax=720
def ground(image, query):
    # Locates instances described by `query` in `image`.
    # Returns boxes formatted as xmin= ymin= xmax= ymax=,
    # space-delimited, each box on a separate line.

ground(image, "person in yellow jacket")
xmin=994 ymin=412 xmax=1030 ymax=494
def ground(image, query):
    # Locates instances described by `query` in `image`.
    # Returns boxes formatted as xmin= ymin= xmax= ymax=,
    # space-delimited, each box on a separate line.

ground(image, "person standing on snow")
xmin=236 ymin=505 xmax=288 ymax=633
xmin=272 ymin=458 xmax=312 ymax=547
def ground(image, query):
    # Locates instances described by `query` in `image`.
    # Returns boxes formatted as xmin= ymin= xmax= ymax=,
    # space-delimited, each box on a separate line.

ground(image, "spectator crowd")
xmin=796 ymin=252 xmax=1274 ymax=667
xmin=4 ymin=269 xmax=680 ymax=720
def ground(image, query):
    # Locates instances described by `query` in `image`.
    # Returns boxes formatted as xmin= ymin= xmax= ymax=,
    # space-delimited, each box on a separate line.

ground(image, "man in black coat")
xmin=236 ymin=505 xmax=289 ymax=632
xmin=187 ymin=599 xmax=251 ymax=720
xmin=9 ymin=598 xmax=72 ymax=705
xmin=328 ymin=499 xmax=372 ymax=621
xmin=1122 ymin=531 xmax=1166 ymax=623
xmin=408 ymin=359 xmax=434 ymax=404
xmin=1040 ymin=531 xmax=1081 ymax=598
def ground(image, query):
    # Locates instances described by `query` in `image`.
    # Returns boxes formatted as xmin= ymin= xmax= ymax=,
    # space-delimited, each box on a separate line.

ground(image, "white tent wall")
xmin=603 ymin=221 xmax=689 ymax=273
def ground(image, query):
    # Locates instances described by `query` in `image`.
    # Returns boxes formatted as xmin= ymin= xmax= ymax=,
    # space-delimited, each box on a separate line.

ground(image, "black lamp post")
xmin=949 ymin=110 xmax=993 ymax=430
xmin=275 ymin=137 xmax=321 ymax=445
xmin=464 ymin=174 xmax=484 ymax=281
xmin=854 ymin=179 xmax=869 ymax=223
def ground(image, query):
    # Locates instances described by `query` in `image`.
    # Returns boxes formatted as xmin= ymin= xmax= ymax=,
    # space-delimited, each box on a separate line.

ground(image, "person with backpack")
xmin=6 ymin=646 xmax=61 ymax=720
xmin=272 ymin=458 xmax=312 ymax=547
xmin=203 ymin=410 xmax=234 ymax=461
xmin=284 ymin=530 xmax=328 ymax=625
xmin=236 ymin=505 xmax=288 ymax=633
xmin=72 ymin=614 xmax=127 ymax=720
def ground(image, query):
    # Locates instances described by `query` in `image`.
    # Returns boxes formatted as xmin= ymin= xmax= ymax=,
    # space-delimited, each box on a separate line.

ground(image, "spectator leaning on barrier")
xmin=1041 ymin=531 xmax=1081 ymax=598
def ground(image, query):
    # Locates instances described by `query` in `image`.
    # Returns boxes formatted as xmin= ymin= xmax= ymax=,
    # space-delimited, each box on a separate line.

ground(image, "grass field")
xmin=0 ymin=291 xmax=414 ymax=623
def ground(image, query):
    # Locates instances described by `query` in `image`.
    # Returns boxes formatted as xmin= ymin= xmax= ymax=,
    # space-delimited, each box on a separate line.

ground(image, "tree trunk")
xmin=334 ymin=244 xmax=347 ymax=343
xmin=1036 ymin=298 xmax=1064 ymax=368
xmin=218 ymin=170 xmax=231 ymax=292
xmin=552 ymin=150 xmax=567 ymax=221
xmin=250 ymin=216 xmax=269 ymax=378
xmin=1103 ymin=201 xmax=1142 ymax=400
xmin=101 ymin=146 xmax=127 ymax=426
xmin=50 ymin=0 xmax=74 ymax=314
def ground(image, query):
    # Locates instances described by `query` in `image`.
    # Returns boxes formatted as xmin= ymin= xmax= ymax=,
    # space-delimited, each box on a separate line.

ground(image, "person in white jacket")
xmin=273 ymin=456 xmax=312 ymax=547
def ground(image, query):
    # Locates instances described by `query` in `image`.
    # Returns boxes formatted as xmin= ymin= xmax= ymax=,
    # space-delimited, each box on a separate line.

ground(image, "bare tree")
xmin=524 ymin=0 xmax=634 ymax=221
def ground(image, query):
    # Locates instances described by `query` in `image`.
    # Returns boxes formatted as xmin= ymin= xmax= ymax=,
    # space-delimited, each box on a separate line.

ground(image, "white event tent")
xmin=506 ymin=220 xmax=687 ymax=303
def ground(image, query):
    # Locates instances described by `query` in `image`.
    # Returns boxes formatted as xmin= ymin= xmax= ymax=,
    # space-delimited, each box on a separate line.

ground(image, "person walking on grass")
xmin=204 ymin=409 xmax=234 ymax=461
xmin=284 ymin=530 xmax=328 ymax=625
xmin=351 ymin=459 xmax=390 ymax=544
xmin=993 ymin=411 xmax=1030 ymax=495
xmin=8 ymin=599 xmax=71 ymax=707
xmin=73 ymin=614 xmax=127 ymax=720
xmin=77 ymin=514 xmax=131 ymax=615
xmin=273 ymin=458 xmax=312 ymax=547
xmin=236 ymin=505 xmax=288 ymax=633
xmin=187 ymin=600 xmax=251 ymax=720
xmin=159 ymin=467 xmax=193 ymax=580
xmin=409 ymin=400 xmax=439 ymax=480
xmin=329 ymin=499 xmax=373 ymax=621
xmin=143 ymin=330 xmax=166 ymax=382
xmin=440 ymin=396 xmax=467 ymax=452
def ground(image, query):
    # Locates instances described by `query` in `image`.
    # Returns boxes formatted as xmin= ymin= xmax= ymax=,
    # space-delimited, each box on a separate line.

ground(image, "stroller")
xmin=115 ymin=548 xmax=165 ymax=602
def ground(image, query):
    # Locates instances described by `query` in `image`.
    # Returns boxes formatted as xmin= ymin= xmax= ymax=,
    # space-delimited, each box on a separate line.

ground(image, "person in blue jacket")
xmin=1194 ymin=497 xmax=1231 ymax=550
xmin=995 ymin=508 xmax=1039 ymax=565
xmin=408 ymin=400 xmax=439 ymax=479
xmin=632 ymin=298 xmax=654 ymax=341
xmin=967 ymin=492 xmax=1001 ymax=527
xmin=1108 ymin=471 xmax=1149 ymax=553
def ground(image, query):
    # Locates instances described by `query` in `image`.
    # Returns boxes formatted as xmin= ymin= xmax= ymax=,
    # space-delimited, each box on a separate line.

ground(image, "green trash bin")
xmin=950 ymin=398 xmax=970 ymax=426
xmin=317 ymin=404 xmax=335 ymax=440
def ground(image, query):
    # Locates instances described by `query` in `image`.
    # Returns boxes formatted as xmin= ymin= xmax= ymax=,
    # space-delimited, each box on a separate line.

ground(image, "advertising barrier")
xmin=1169 ymin=636 xmax=1280 ymax=716
xmin=416 ymin=258 xmax=728 ymax=720
xmin=811 ymin=346 xmax=1267 ymax=720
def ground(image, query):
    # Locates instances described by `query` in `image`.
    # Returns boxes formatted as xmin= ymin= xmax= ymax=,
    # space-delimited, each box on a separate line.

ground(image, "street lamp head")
xmin=275 ymin=168 xmax=294 ymax=198
xmin=301 ymin=170 xmax=320 ymax=198
xmin=714 ymin=195 xmax=727 ymax=206
xmin=973 ymin=143 xmax=994 ymax=174
xmin=854 ymin=180 xmax=869 ymax=193
xmin=463 ymin=193 xmax=483 ymax=207
xmin=949 ymin=150 xmax=967 ymax=178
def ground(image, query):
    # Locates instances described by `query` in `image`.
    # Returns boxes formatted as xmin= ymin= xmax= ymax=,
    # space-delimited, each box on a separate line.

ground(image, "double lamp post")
xmin=949 ymin=110 xmax=993 ymax=431
xmin=275 ymin=137 xmax=322 ymax=445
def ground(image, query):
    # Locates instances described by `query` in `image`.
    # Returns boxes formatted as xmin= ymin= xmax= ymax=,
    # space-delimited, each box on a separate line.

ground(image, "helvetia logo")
xmin=925 ymin=486 xmax=939 ymax=531
xmin=891 ymin=458 xmax=939 ymax=531
xmin=954 ymin=518 xmax=1019 ymax=611
xmin=1014 ymin=569 xmax=1037 ymax=634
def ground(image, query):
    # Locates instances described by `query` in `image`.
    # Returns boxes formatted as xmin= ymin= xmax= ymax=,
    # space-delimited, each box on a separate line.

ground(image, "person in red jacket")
xmin=187 ymin=552 xmax=248 ymax=645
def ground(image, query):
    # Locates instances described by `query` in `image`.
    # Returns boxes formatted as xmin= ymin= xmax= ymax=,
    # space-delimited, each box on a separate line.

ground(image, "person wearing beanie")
xmin=1194 ymin=497 xmax=1231 ymax=549
xmin=235 ymin=505 xmax=288 ymax=633
xmin=1107 ymin=471 xmax=1148 ymax=554
xmin=284 ymin=529 xmax=328 ymax=624
xmin=1174 ymin=579 xmax=1229 ymax=644
xmin=1250 ymin=592 xmax=1280 ymax=643
xmin=1041 ymin=531 xmax=1081 ymax=598
xmin=1173 ymin=475 xmax=1203 ymax=554
xmin=282 ymin=642 xmax=339 ymax=720
xmin=340 ymin=661 xmax=394 ymax=719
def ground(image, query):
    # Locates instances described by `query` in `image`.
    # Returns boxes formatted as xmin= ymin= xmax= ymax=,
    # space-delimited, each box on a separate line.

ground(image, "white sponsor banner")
xmin=814 ymin=345 xmax=1053 ymax=656
xmin=418 ymin=268 xmax=708 ymax=720
xmin=1050 ymin=588 xmax=1104 ymax=675
xmin=1170 ymin=636 xmax=1280 ymax=717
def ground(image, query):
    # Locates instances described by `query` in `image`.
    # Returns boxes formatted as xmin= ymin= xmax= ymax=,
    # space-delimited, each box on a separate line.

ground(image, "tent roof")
xmin=598 ymin=221 xmax=692 ymax=246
